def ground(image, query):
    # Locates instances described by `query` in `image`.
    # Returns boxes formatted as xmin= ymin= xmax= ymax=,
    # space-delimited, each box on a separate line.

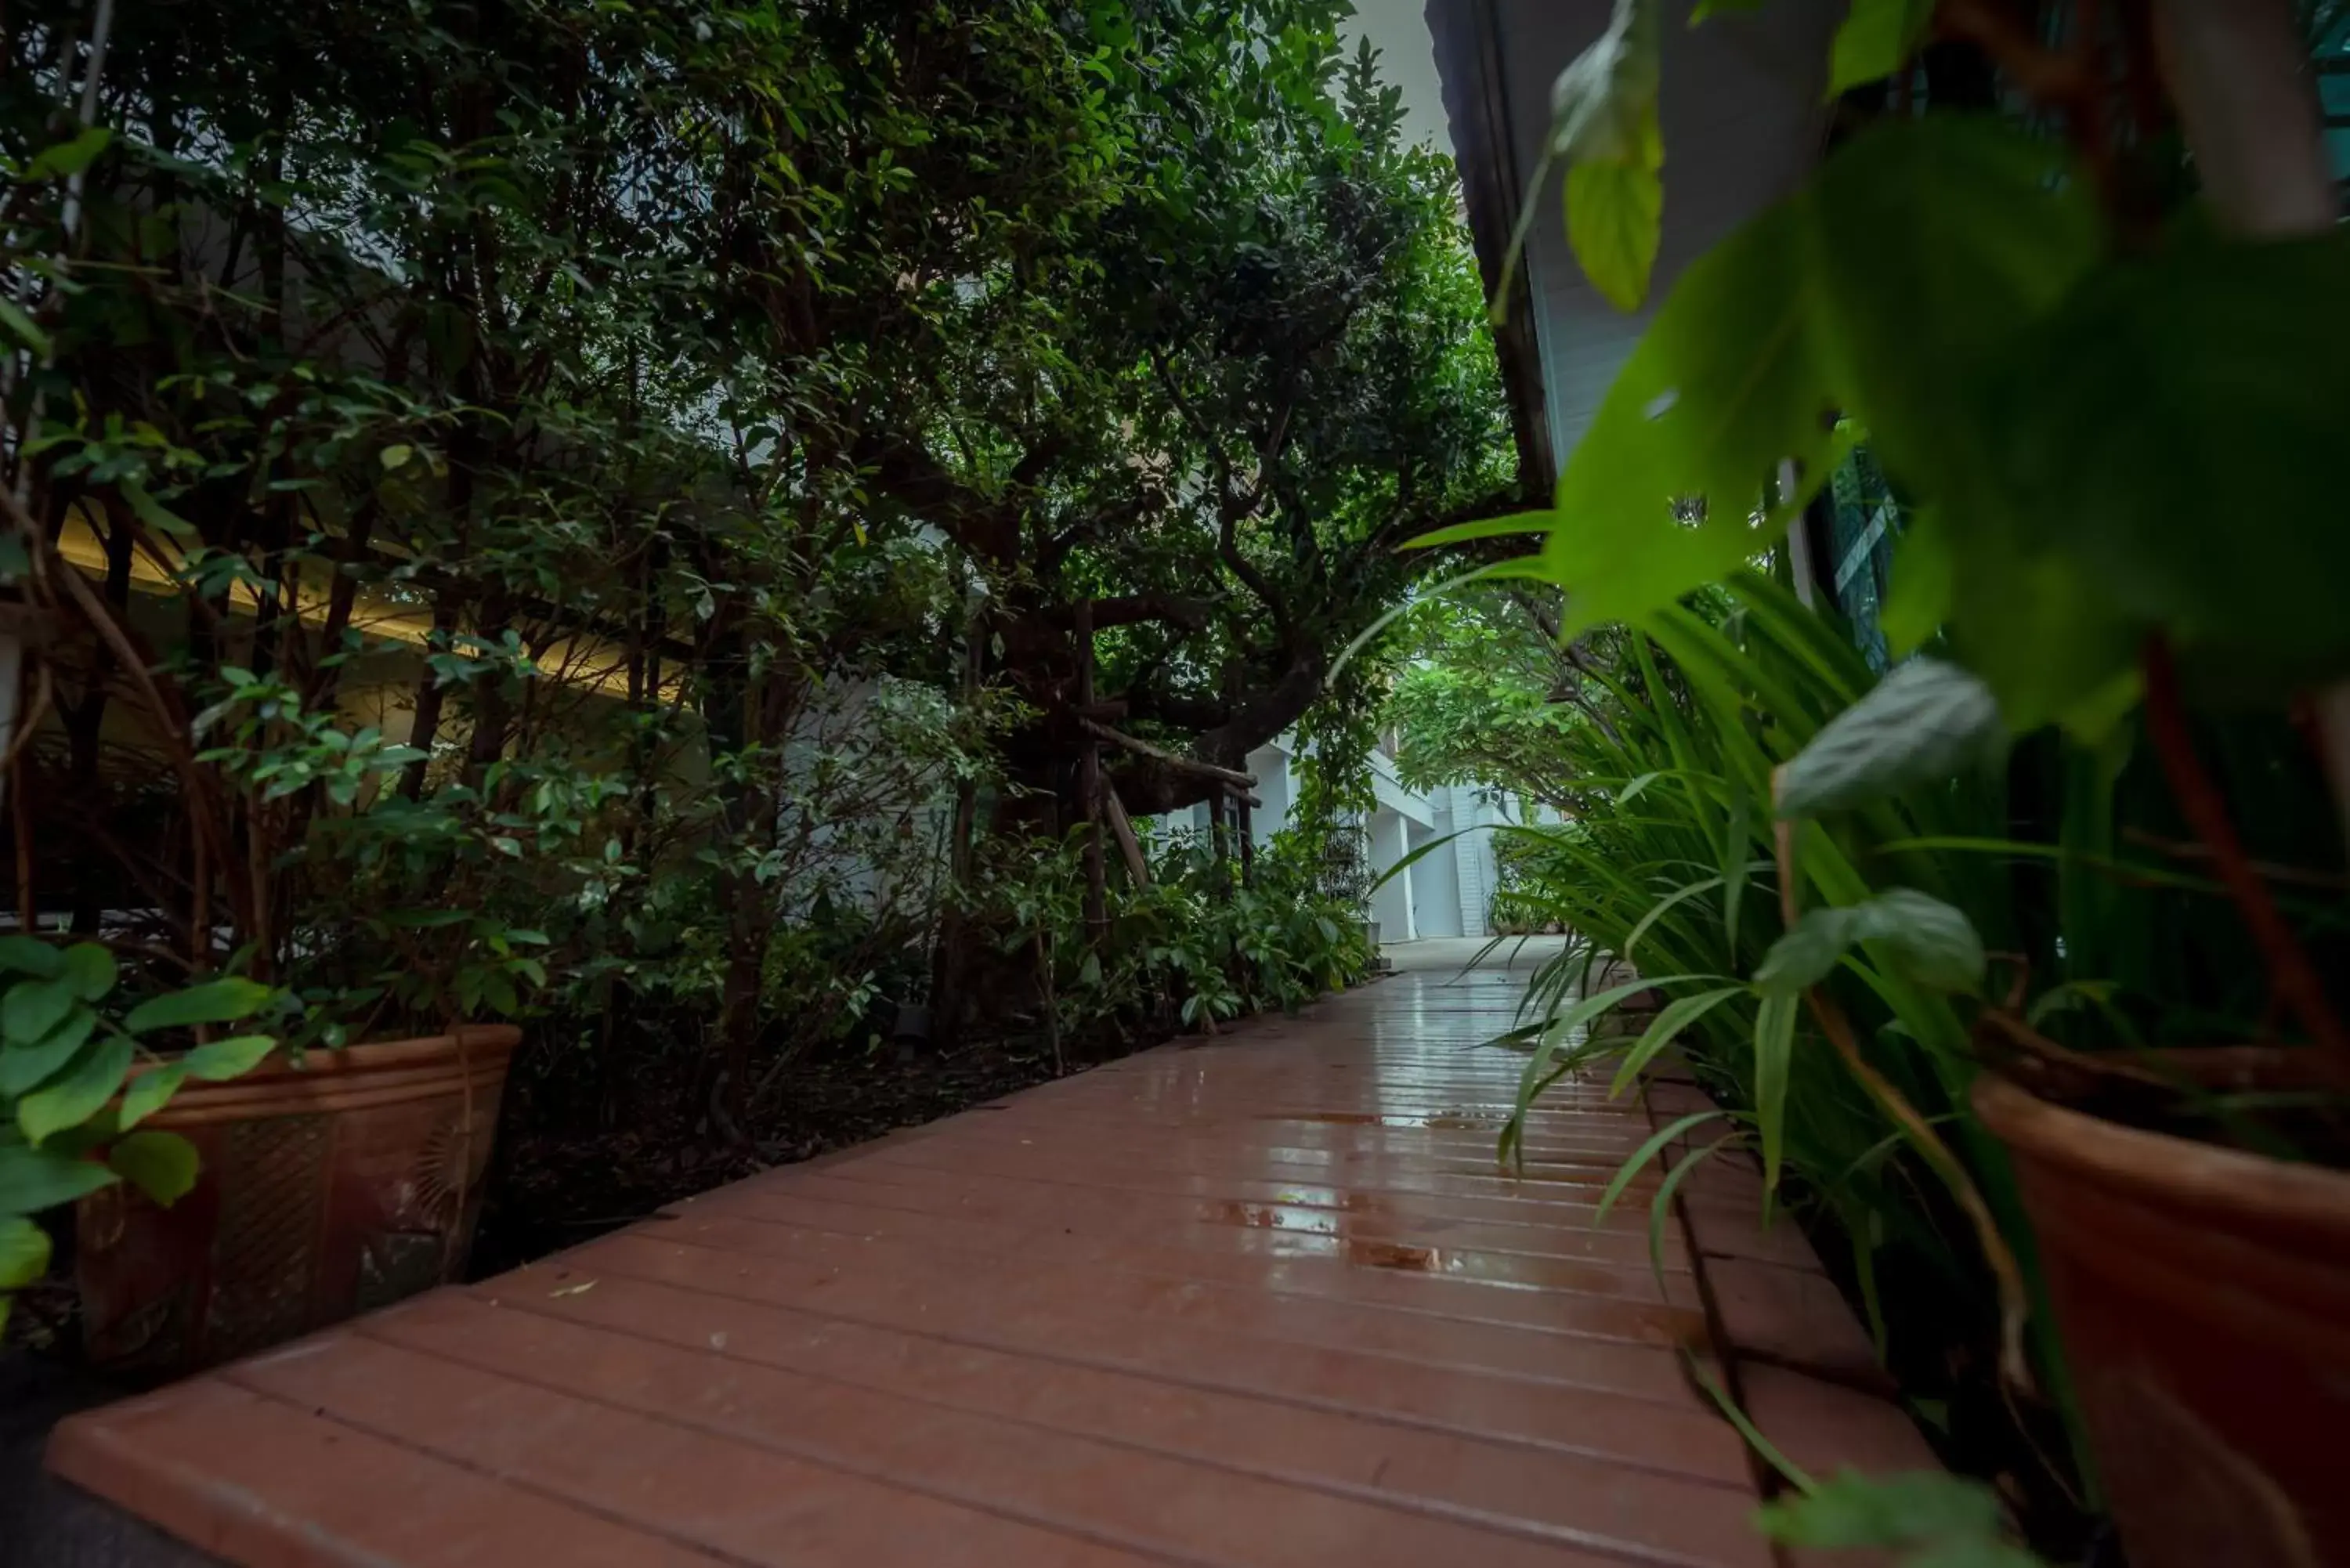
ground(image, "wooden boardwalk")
xmin=48 ymin=961 xmax=1925 ymax=1568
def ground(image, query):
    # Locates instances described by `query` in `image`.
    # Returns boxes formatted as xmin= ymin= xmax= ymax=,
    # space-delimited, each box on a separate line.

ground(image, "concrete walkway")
xmin=45 ymin=962 xmax=1929 ymax=1566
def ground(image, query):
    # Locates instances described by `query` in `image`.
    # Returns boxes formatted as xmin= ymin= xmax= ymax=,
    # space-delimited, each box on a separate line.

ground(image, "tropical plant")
xmin=2 ymin=0 xmax=1487 ymax=1144
xmin=1 ymin=940 xmax=277 ymax=1333
xmin=1454 ymin=0 xmax=2350 ymax=1551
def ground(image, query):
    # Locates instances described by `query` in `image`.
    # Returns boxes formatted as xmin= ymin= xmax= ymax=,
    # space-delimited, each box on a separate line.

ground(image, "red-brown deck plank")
xmin=49 ymin=966 xmax=1794 ymax=1568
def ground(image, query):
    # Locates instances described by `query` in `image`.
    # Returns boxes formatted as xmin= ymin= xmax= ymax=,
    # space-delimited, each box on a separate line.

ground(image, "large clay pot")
xmin=1973 ymin=1062 xmax=2350 ymax=1568
xmin=75 ymin=1026 xmax=520 ymax=1378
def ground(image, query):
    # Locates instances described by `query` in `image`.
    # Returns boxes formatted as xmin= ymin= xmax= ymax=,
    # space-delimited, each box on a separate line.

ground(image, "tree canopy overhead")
xmin=828 ymin=2 xmax=1522 ymax=812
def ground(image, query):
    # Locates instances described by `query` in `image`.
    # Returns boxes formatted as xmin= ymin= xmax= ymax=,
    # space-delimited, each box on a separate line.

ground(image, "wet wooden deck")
xmin=48 ymin=963 xmax=1928 ymax=1567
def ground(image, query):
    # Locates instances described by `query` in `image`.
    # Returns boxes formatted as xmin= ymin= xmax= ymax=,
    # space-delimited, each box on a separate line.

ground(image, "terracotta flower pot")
xmin=1973 ymin=1057 xmax=2350 ymax=1568
xmin=75 ymin=1025 xmax=521 ymax=1379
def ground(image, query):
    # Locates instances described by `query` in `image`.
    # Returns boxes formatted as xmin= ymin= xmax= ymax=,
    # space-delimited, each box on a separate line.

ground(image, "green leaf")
xmin=1593 ymin=1109 xmax=1726 ymax=1225
xmin=1984 ymin=229 xmax=2350 ymax=688
xmin=17 ymin=1032 xmax=133 ymax=1145
xmin=379 ymin=443 xmax=415 ymax=471
xmin=1777 ymin=659 xmax=2003 ymax=818
xmin=0 ymin=1215 xmax=49 ymax=1288
xmin=1535 ymin=117 xmax=2102 ymax=690
xmin=0 ymin=294 xmax=51 ymax=358
xmin=0 ymin=1143 xmax=118 ymax=1214
xmin=381 ymin=908 xmax=472 ymax=930
xmin=1852 ymin=887 xmax=1986 ymax=995
xmin=0 ymin=1007 xmax=96 ymax=1096
xmin=1647 ymin=1134 xmax=1727 ymax=1281
xmin=3 ymin=977 xmax=78 ymax=1043
xmin=1624 ymin=873 xmax=1723 ymax=961
xmin=1755 ymin=910 xmax=1854 ymax=995
xmin=1941 ymin=540 xmax=2144 ymax=738
xmin=0 ymin=938 xmax=62 ymax=978
xmin=1755 ymin=889 xmax=1986 ymax=998
xmin=108 ymin=1131 xmax=201 ymax=1207
xmin=124 ymin=977 xmax=274 ymax=1034
xmin=1826 ymin=0 xmax=1935 ymax=96
xmin=60 ymin=943 xmax=118 ymax=1003
xmin=1878 ymin=504 xmax=1954 ymax=657
xmin=118 ymin=1063 xmax=187 ymax=1130
xmin=1542 ymin=193 xmax=1843 ymax=638
xmin=1752 ymin=991 xmax=1799 ymax=1196
xmin=1756 ymin=1467 xmax=2011 ymax=1549
xmin=182 ymin=1034 xmax=277 ymax=1082
xmin=1608 ymin=985 xmax=1748 ymax=1100
xmin=121 ymin=479 xmax=200 ymax=541
xmin=1807 ymin=118 xmax=2102 ymax=510
xmin=1721 ymin=773 xmax=1754 ymax=945
xmin=1545 ymin=0 xmax=1661 ymax=168
xmin=25 ymin=125 xmax=112 ymax=179
xmin=1565 ymin=128 xmax=1664 ymax=312
xmin=1502 ymin=973 xmax=1730 ymax=1168
xmin=0 ymin=1212 xmax=49 ymax=1332
xmin=1397 ymin=510 xmax=1553 ymax=551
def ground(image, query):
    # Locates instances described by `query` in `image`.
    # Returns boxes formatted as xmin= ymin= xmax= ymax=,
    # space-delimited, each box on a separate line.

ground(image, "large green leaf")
xmin=1752 ymin=991 xmax=1799 ymax=1196
xmin=24 ymin=125 xmax=112 ymax=179
xmin=1984 ymin=229 xmax=2350 ymax=689
xmin=182 ymin=1034 xmax=277 ymax=1082
xmin=109 ymin=1131 xmax=201 ymax=1207
xmin=3 ymin=977 xmax=78 ymax=1046
xmin=0 ymin=1007 xmax=96 ymax=1096
xmin=1806 ymin=117 xmax=2102 ymax=509
xmin=118 ymin=1064 xmax=188 ymax=1131
xmin=0 ymin=937 xmax=63 ymax=979
xmin=1777 ymin=659 xmax=2003 ymax=818
xmin=17 ymin=1033 xmax=134 ymax=1146
xmin=0 ymin=1143 xmax=118 ymax=1214
xmin=1758 ymin=1466 xmax=2022 ymax=1555
xmin=1826 ymin=0 xmax=1936 ymax=97
xmin=1567 ymin=151 xmax=1664 ymax=313
xmin=1756 ymin=888 xmax=1986 ymax=998
xmin=1608 ymin=984 xmax=1748 ymax=1099
xmin=124 ymin=977 xmax=275 ymax=1035
xmin=1544 ymin=195 xmax=1843 ymax=637
xmin=0 ymin=1214 xmax=49 ymax=1336
xmin=1940 ymin=531 xmax=2145 ymax=738
xmin=60 ymin=943 xmax=118 ymax=1003
xmin=1544 ymin=0 xmax=1661 ymax=168
xmin=0 ymin=1215 xmax=48 ymax=1287
xmin=1535 ymin=117 xmax=2099 ymax=643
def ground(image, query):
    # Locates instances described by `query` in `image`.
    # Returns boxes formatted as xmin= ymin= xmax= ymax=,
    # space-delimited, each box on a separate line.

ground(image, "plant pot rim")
xmin=125 ymin=1024 xmax=522 ymax=1128
xmin=157 ymin=1023 xmax=522 ymax=1078
xmin=1972 ymin=1063 xmax=2350 ymax=1241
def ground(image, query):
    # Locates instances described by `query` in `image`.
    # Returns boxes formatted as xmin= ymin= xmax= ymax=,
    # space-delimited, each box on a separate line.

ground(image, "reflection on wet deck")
xmin=49 ymin=963 xmax=1777 ymax=1568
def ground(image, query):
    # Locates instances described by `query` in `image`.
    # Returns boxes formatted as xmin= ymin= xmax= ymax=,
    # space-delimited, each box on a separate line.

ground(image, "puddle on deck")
xmin=1257 ymin=1111 xmax=1506 ymax=1132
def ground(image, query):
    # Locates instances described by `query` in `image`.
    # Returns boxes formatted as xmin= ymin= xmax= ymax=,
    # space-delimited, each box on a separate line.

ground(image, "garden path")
xmin=45 ymin=959 xmax=1929 ymax=1567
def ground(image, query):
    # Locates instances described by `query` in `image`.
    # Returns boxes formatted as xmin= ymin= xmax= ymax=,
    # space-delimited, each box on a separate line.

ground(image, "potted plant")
xmin=0 ymin=925 xmax=522 ymax=1381
xmin=1490 ymin=0 xmax=2350 ymax=1560
xmin=2 ymin=83 xmax=544 ymax=1370
xmin=1 ymin=939 xmax=278 ymax=1342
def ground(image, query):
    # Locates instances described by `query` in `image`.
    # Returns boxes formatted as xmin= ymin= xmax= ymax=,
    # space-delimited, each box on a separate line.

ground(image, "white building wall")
xmin=1164 ymin=732 xmax=1498 ymax=941
xmin=1408 ymin=818 xmax=1462 ymax=938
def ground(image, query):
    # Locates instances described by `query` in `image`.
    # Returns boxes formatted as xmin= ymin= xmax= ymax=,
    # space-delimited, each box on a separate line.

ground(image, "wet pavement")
xmin=45 ymin=965 xmax=1823 ymax=1568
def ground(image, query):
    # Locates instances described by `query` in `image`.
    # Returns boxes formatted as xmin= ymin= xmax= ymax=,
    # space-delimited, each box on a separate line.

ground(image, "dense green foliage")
xmin=0 ymin=0 xmax=1508 ymax=1324
xmin=1427 ymin=1 xmax=2350 ymax=1559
